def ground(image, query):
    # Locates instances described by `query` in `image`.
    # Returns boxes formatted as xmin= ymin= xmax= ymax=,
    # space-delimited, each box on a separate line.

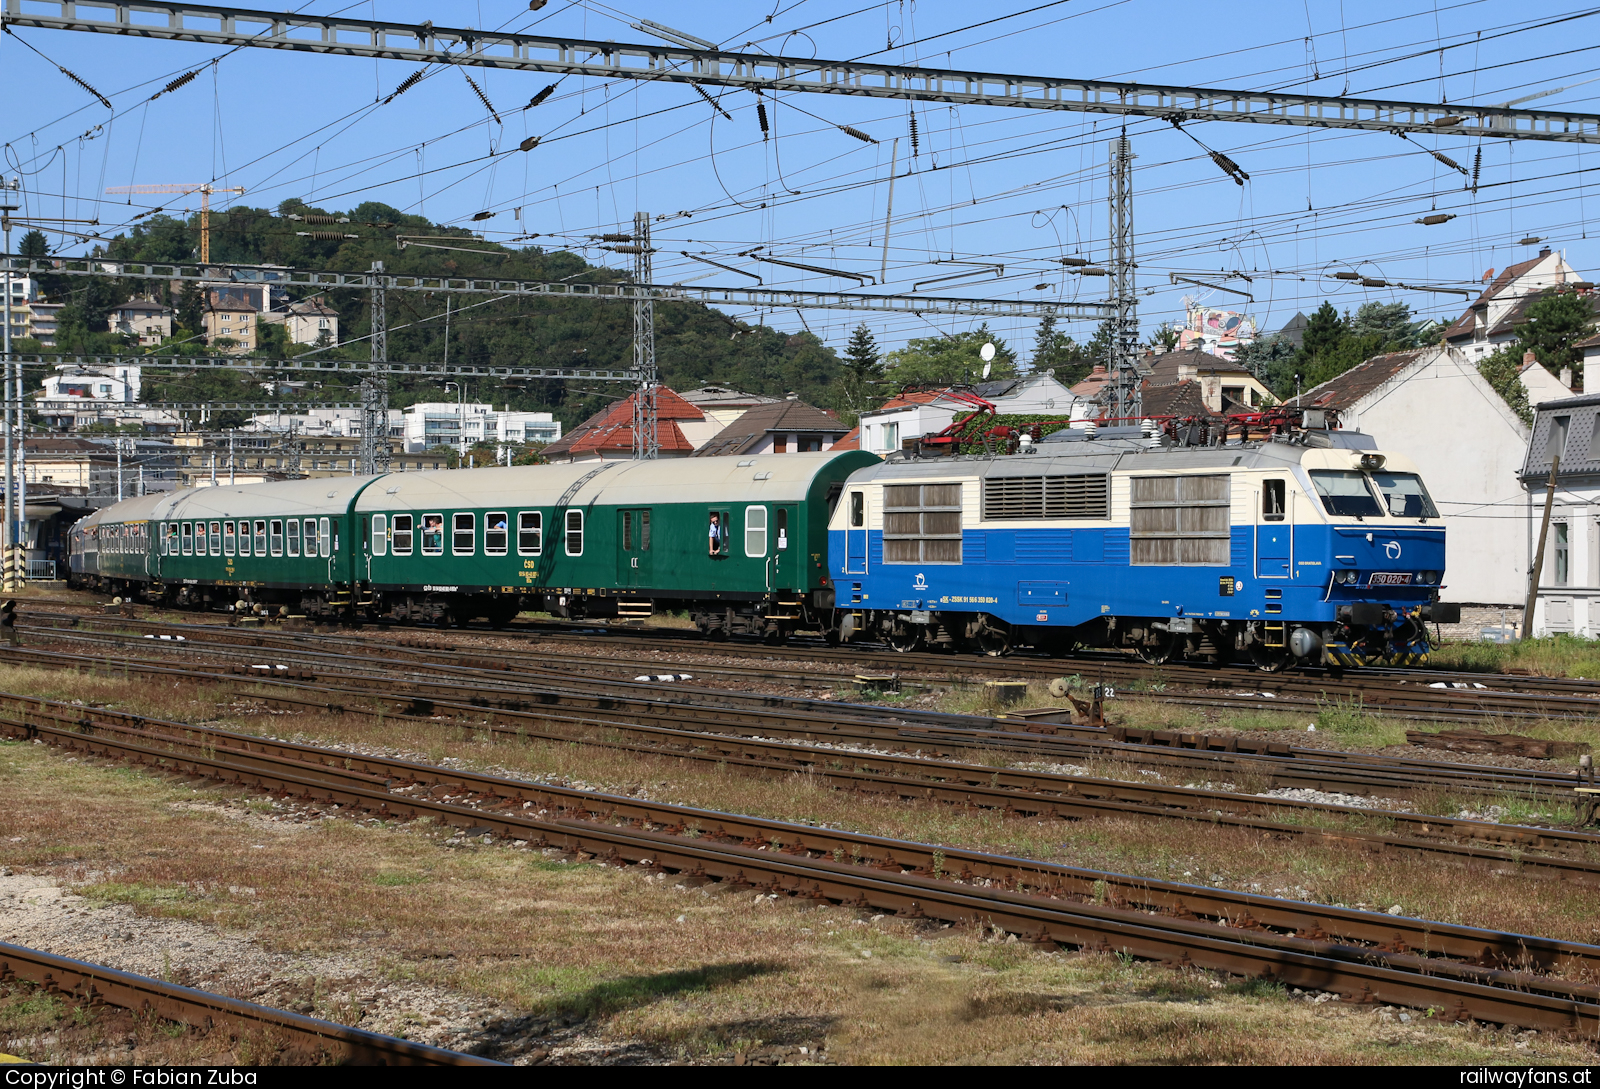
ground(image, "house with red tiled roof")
xmin=692 ymin=395 xmax=851 ymax=457
xmin=1443 ymin=248 xmax=1596 ymax=367
xmin=540 ymin=387 xmax=704 ymax=464
xmin=1289 ymin=346 xmax=1530 ymax=607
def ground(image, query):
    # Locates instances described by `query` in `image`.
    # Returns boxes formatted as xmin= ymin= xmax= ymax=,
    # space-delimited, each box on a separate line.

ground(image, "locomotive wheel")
xmin=1135 ymin=635 xmax=1175 ymax=665
xmin=974 ymin=624 xmax=1011 ymax=658
xmin=887 ymin=622 xmax=924 ymax=653
xmin=1249 ymin=643 xmax=1293 ymax=672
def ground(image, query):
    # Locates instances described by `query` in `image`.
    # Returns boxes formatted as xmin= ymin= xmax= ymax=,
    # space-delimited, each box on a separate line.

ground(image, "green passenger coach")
xmin=69 ymin=450 xmax=879 ymax=638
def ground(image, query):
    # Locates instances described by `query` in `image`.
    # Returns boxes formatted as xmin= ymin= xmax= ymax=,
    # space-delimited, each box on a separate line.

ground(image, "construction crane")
xmin=105 ymin=183 xmax=245 ymax=264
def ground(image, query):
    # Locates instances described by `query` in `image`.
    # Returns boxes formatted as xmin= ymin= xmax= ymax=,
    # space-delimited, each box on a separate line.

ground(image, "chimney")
xmin=1540 ymin=247 xmax=1552 ymax=258
xmin=1561 ymin=366 xmax=1574 ymax=389
xmin=1524 ymin=350 xmax=1538 ymax=368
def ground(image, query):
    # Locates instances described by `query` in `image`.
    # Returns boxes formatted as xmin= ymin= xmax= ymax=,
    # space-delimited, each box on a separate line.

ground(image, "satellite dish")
xmin=981 ymin=362 xmax=992 ymax=380
xmin=980 ymin=342 xmax=997 ymax=362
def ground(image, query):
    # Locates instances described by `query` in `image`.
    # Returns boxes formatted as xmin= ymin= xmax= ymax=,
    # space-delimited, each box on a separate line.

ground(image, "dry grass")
xmin=2 ymin=739 xmax=1595 ymax=1065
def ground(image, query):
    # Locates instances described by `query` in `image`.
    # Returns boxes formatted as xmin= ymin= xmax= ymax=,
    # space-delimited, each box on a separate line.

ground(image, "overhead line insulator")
xmin=1415 ymin=214 xmax=1456 ymax=226
xmin=527 ymin=83 xmax=557 ymax=109
xmin=296 ymin=231 xmax=359 ymax=240
xmin=519 ymin=135 xmax=540 ymax=152
xmin=838 ymin=124 xmax=878 ymax=145
xmin=384 ymin=69 xmax=426 ymax=104
xmin=153 ymin=70 xmax=200 ymax=99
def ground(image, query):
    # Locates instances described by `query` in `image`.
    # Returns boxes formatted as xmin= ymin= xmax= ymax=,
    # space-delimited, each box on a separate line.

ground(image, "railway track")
xmin=5 ymin=654 xmax=1600 ymax=891
xmin=8 ymin=625 xmax=1594 ymax=805
xmin=20 ymin=609 xmax=1600 ymax=726
xmin=3 ymin=692 xmax=1598 ymax=1034
xmin=0 ymin=941 xmax=498 ymax=1065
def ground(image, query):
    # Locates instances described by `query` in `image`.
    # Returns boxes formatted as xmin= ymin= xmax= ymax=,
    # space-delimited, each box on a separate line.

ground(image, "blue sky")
xmin=4 ymin=0 xmax=1597 ymax=361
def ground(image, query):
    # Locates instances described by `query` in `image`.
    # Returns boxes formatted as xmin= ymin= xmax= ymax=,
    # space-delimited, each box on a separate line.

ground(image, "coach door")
xmin=617 ymin=508 xmax=652 ymax=588
xmin=1255 ymin=478 xmax=1291 ymax=578
xmin=844 ymin=489 xmax=868 ymax=575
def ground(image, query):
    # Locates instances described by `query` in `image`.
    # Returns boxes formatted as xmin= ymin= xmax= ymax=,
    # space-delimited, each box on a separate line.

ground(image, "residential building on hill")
xmin=692 ymin=396 xmax=849 ymax=457
xmin=203 ymin=292 xmax=259 ymax=352
xmin=109 ymin=297 xmax=173 ymax=346
xmin=398 ymin=402 xmax=560 ymax=455
xmin=1290 ymin=345 xmax=1530 ymax=605
xmin=1442 ymin=249 xmax=1596 ymax=367
xmin=677 ymin=386 xmax=782 ymax=437
xmin=263 ymin=295 xmax=339 ymax=346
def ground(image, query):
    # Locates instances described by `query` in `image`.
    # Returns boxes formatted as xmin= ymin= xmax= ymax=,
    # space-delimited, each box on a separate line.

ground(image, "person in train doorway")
xmin=708 ymin=512 xmax=724 ymax=557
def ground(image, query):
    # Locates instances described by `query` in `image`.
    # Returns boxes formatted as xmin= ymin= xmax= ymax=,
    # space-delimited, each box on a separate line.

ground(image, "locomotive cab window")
xmin=181 ymin=522 xmax=193 ymax=555
xmin=391 ymin=514 xmax=413 ymax=556
xmin=517 ymin=512 xmax=541 ymax=556
xmin=745 ymin=506 xmax=768 ymax=558
xmin=269 ymin=520 xmax=283 ymax=556
xmin=287 ymin=519 xmax=301 ymax=557
xmin=371 ymin=514 xmax=387 ymax=557
xmin=1263 ymin=479 xmax=1286 ymax=521
xmin=849 ymin=491 xmax=864 ymax=527
xmin=565 ymin=510 xmax=584 ymax=556
xmin=485 ymin=512 xmax=508 ymax=556
xmin=453 ymin=513 xmax=476 ymax=556
xmin=1309 ymin=471 xmax=1383 ymax=519
xmin=421 ymin=514 xmax=444 ymax=556
xmin=1370 ymin=472 xmax=1439 ymax=520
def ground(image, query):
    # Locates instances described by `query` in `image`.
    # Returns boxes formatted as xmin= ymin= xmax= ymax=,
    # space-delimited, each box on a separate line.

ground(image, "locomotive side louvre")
xmin=827 ymin=434 xmax=1448 ymax=666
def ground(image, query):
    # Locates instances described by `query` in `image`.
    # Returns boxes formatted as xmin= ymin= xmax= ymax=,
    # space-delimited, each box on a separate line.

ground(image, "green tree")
xmin=1514 ymin=289 xmax=1597 ymax=387
xmin=882 ymin=324 xmax=1018 ymax=388
xmin=843 ymin=323 xmax=881 ymax=380
xmin=1234 ymin=335 xmax=1297 ymax=400
xmin=1148 ymin=321 xmax=1180 ymax=352
xmin=1478 ymin=344 xmax=1534 ymax=425
xmin=1348 ymin=300 xmax=1415 ymax=345
xmin=18 ymin=230 xmax=49 ymax=258
xmin=1028 ymin=313 xmax=1094 ymax=386
xmin=1300 ymin=301 xmax=1346 ymax=358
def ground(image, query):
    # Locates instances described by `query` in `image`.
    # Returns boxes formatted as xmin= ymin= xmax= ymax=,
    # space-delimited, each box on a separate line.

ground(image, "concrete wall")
xmin=1338 ymin=347 xmax=1531 ymax=605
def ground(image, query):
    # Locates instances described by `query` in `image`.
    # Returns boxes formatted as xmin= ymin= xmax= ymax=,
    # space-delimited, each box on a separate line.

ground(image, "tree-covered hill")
xmin=27 ymin=200 xmax=846 ymax=432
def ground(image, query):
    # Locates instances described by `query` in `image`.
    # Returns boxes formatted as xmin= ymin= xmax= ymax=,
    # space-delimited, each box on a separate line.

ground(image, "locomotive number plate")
xmin=1368 ymin=572 xmax=1413 ymax=586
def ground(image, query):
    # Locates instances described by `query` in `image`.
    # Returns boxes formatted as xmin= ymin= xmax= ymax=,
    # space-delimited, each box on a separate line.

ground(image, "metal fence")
xmin=27 ymin=560 xmax=57 ymax=581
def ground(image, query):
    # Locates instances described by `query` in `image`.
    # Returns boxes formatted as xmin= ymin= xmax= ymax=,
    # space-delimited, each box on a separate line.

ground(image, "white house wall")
xmin=1338 ymin=348 xmax=1530 ymax=605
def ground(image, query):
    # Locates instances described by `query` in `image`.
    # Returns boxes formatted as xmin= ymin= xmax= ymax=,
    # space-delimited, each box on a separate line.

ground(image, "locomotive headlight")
xmin=1334 ymin=569 xmax=1359 ymax=585
xmin=1421 ymin=571 xmax=1440 ymax=584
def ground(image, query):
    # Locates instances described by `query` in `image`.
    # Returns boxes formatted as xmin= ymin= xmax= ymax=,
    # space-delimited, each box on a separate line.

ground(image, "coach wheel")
xmin=887 ymin=622 xmax=924 ymax=653
xmin=1135 ymin=634 xmax=1175 ymax=665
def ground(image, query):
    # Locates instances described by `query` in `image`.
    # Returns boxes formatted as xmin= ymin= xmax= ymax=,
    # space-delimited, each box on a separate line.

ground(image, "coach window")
xmin=485 ymin=511 xmax=508 ymax=556
xmin=391 ymin=514 xmax=413 ymax=556
xmin=319 ymin=517 xmax=332 ymax=558
xmin=287 ymin=519 xmax=301 ymax=557
xmin=270 ymin=520 xmax=284 ymax=556
xmin=223 ymin=521 xmax=236 ymax=556
xmin=372 ymin=514 xmax=388 ymax=557
xmin=209 ymin=522 xmax=221 ymax=554
xmin=1263 ymin=480 xmax=1286 ymax=522
xmin=517 ymin=512 xmax=541 ymax=556
xmin=239 ymin=522 xmax=253 ymax=557
xmin=303 ymin=519 xmax=317 ymax=558
xmin=255 ymin=521 xmax=268 ymax=555
xmin=745 ymin=506 xmax=768 ymax=558
xmin=708 ymin=510 xmax=731 ymax=556
xmin=421 ymin=514 xmax=444 ymax=556
xmin=453 ymin=513 xmax=476 ymax=555
xmin=850 ymin=491 xmax=864 ymax=527
xmin=181 ymin=522 xmax=193 ymax=555
xmin=565 ymin=510 xmax=584 ymax=556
